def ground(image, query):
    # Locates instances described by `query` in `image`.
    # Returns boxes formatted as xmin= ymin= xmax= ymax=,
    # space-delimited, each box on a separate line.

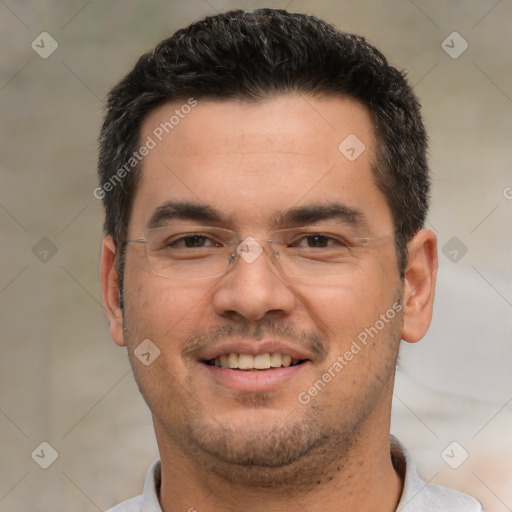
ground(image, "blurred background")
xmin=1 ymin=0 xmax=511 ymax=510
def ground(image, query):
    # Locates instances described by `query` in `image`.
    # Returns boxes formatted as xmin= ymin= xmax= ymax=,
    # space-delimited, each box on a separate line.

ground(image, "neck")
xmin=155 ymin=414 xmax=402 ymax=512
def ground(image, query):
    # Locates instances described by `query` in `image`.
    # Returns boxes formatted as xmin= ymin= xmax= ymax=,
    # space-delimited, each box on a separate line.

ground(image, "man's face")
xmin=109 ymin=94 xmax=406 ymax=482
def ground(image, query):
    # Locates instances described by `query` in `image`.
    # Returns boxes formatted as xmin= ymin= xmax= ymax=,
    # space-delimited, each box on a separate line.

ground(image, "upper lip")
xmin=199 ymin=340 xmax=314 ymax=362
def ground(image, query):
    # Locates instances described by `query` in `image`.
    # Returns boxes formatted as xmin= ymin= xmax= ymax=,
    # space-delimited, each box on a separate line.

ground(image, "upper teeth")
xmin=213 ymin=353 xmax=294 ymax=369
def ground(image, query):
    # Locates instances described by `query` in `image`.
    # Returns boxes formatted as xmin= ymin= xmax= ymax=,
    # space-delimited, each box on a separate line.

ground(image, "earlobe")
xmin=400 ymin=229 xmax=438 ymax=344
xmin=100 ymin=236 xmax=126 ymax=347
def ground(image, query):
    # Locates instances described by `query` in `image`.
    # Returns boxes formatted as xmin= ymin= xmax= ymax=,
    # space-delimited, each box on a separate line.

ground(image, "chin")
xmin=166 ymin=398 xmax=361 ymax=489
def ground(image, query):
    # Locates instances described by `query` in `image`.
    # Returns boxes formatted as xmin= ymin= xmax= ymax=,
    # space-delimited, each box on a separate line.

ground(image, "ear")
xmin=401 ymin=229 xmax=438 ymax=344
xmin=100 ymin=236 xmax=126 ymax=347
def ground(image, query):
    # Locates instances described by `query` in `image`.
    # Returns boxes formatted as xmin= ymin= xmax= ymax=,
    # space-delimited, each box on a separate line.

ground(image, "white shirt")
xmin=105 ymin=436 xmax=483 ymax=511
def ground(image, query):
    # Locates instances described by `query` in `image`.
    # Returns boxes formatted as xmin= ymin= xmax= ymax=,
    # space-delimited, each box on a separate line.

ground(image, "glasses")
xmin=125 ymin=223 xmax=392 ymax=280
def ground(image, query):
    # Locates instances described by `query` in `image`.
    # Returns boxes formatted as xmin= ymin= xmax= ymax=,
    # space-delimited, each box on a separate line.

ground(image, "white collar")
xmin=126 ymin=436 xmax=482 ymax=511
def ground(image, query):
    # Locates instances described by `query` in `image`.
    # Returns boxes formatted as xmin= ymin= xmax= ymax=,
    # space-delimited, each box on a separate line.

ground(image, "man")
xmin=98 ymin=8 xmax=483 ymax=512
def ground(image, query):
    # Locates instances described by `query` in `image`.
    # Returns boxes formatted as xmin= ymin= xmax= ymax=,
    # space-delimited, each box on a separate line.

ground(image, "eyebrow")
xmin=146 ymin=200 xmax=368 ymax=231
xmin=147 ymin=201 xmax=227 ymax=229
xmin=273 ymin=202 xmax=368 ymax=230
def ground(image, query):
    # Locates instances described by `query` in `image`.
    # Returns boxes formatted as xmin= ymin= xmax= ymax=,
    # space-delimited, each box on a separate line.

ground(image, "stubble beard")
xmin=155 ymin=345 xmax=399 ymax=490
xmin=174 ymin=394 xmax=365 ymax=489
xmin=125 ymin=302 xmax=402 ymax=491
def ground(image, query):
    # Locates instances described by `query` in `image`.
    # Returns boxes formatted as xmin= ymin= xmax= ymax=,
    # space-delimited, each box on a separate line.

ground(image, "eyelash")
xmin=167 ymin=233 xmax=350 ymax=249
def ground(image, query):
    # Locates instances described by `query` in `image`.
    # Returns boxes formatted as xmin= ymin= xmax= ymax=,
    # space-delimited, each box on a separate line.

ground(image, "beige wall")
xmin=1 ymin=0 xmax=511 ymax=510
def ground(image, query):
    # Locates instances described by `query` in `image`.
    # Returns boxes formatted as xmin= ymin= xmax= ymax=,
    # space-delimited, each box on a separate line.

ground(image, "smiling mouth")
xmin=204 ymin=353 xmax=309 ymax=370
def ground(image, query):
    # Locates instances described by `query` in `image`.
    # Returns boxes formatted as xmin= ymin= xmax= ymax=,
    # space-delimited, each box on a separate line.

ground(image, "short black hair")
xmin=98 ymin=8 xmax=429 ymax=293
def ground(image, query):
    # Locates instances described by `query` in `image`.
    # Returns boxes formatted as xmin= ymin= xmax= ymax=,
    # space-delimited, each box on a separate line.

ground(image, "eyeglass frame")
xmin=124 ymin=224 xmax=394 ymax=280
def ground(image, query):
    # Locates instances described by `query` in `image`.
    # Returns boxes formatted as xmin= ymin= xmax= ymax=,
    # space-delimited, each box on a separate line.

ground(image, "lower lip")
xmin=201 ymin=362 xmax=310 ymax=393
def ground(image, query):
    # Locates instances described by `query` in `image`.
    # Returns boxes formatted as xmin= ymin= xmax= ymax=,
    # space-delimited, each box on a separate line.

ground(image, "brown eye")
xmin=304 ymin=234 xmax=330 ymax=248
xmin=167 ymin=235 xmax=220 ymax=248
xmin=182 ymin=235 xmax=209 ymax=248
xmin=291 ymin=234 xmax=347 ymax=248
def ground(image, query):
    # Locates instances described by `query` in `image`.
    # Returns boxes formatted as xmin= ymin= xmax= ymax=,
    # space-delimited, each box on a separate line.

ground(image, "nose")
xmin=211 ymin=238 xmax=296 ymax=322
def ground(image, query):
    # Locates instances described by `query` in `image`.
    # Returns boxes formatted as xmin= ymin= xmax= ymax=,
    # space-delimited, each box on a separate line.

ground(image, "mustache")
xmin=181 ymin=319 xmax=328 ymax=362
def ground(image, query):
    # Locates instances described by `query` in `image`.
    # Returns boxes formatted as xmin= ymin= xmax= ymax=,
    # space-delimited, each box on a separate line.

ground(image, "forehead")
xmin=130 ymin=94 xmax=391 ymax=232
xmin=142 ymin=94 xmax=374 ymax=159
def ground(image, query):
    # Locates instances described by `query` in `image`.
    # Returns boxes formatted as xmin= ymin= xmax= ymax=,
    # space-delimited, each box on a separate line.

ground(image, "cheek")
xmin=122 ymin=278 xmax=212 ymax=416
xmin=123 ymin=272 xmax=210 ymax=355
xmin=292 ymin=269 xmax=397 ymax=344
xmin=297 ymin=277 xmax=402 ymax=398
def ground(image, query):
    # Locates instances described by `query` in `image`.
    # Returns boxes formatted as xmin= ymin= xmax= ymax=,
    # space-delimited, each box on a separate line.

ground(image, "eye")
xmin=167 ymin=234 xmax=222 ymax=248
xmin=291 ymin=234 xmax=348 ymax=249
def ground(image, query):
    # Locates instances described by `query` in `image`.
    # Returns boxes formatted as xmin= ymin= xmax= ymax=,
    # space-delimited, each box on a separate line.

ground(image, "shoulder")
xmin=391 ymin=436 xmax=483 ymax=512
xmin=104 ymin=459 xmax=161 ymax=512
xmin=104 ymin=495 xmax=142 ymax=512
xmin=406 ymin=481 xmax=484 ymax=512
